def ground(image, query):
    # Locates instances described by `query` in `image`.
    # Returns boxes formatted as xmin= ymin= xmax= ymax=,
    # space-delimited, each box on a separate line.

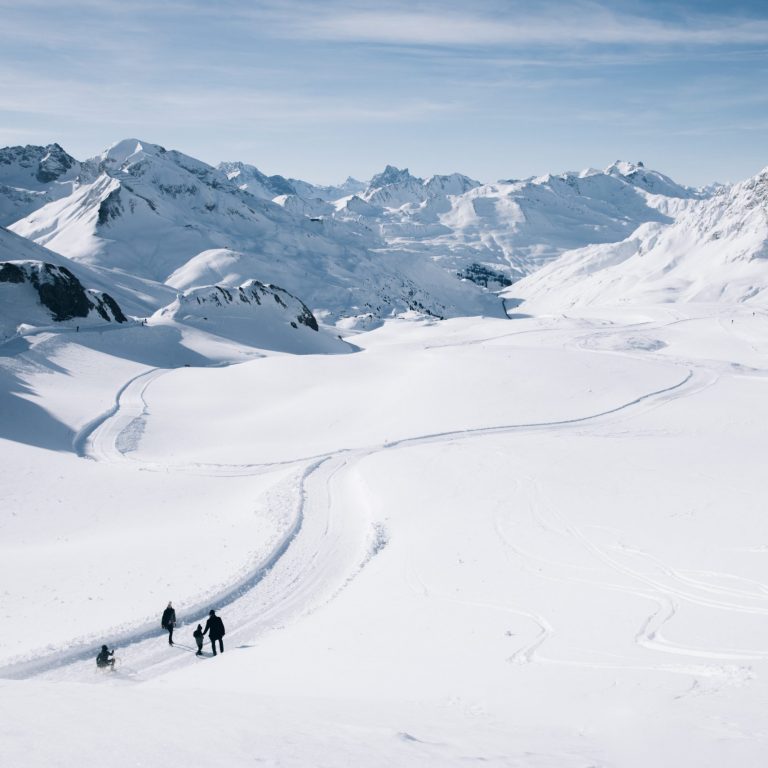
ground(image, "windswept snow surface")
xmin=2 ymin=306 xmax=768 ymax=766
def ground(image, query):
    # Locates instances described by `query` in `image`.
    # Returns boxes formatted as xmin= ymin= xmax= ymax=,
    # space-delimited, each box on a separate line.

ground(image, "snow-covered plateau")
xmin=2 ymin=140 xmax=768 ymax=767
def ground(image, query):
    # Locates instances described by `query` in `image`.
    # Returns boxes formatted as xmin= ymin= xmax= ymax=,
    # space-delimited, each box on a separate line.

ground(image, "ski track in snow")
xmin=3 ymin=314 xmax=763 ymax=683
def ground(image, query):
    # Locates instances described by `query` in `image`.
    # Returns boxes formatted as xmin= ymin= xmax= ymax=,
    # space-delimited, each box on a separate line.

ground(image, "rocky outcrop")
xmin=458 ymin=263 xmax=513 ymax=289
xmin=0 ymin=260 xmax=127 ymax=323
xmin=166 ymin=279 xmax=319 ymax=331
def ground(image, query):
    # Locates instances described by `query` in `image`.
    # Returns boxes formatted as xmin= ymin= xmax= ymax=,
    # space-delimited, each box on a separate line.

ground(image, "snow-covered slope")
xmin=3 ymin=305 xmax=768 ymax=766
xmin=218 ymin=161 xmax=296 ymax=199
xmin=0 ymin=224 xmax=175 ymax=318
xmin=155 ymin=279 xmax=349 ymax=354
xmin=0 ymin=143 xmax=82 ymax=226
xmin=509 ymin=166 xmax=768 ymax=310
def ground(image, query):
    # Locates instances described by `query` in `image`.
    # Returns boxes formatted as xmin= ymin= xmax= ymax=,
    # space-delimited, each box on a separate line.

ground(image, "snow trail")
xmin=0 ymin=312 xmax=741 ymax=682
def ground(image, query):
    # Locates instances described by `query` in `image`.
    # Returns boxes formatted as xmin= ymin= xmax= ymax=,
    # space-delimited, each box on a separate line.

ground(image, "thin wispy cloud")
xmin=0 ymin=0 xmax=766 ymax=184
xmin=260 ymin=2 xmax=768 ymax=47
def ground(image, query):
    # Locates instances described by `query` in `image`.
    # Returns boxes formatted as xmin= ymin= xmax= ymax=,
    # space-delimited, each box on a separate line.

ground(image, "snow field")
xmin=2 ymin=306 xmax=768 ymax=766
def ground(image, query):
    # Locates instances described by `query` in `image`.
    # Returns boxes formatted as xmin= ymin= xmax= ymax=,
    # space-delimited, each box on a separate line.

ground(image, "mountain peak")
xmin=369 ymin=165 xmax=422 ymax=188
xmin=605 ymin=160 xmax=646 ymax=177
xmin=100 ymin=139 xmax=165 ymax=167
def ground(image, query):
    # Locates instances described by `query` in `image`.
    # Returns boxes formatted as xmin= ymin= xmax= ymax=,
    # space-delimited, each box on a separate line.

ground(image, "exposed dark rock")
xmin=35 ymin=143 xmax=76 ymax=183
xmin=167 ymin=279 xmax=320 ymax=332
xmin=33 ymin=265 xmax=92 ymax=320
xmin=0 ymin=260 xmax=127 ymax=323
xmin=295 ymin=303 xmax=319 ymax=331
xmin=91 ymin=291 xmax=128 ymax=323
xmin=97 ymin=187 xmax=123 ymax=225
xmin=458 ymin=263 xmax=513 ymax=289
xmin=0 ymin=262 xmax=25 ymax=283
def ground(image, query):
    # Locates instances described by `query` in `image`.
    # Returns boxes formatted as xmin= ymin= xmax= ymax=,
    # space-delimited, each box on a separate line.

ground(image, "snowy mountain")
xmin=6 ymin=138 xmax=768 ymax=324
xmin=9 ymin=140 xmax=500 ymax=324
xmin=508 ymin=166 xmax=768 ymax=309
xmin=218 ymin=161 xmax=297 ymax=199
xmin=0 ymin=143 xmax=82 ymax=226
xmin=287 ymin=175 xmax=367 ymax=202
xmin=302 ymin=161 xmax=706 ymax=301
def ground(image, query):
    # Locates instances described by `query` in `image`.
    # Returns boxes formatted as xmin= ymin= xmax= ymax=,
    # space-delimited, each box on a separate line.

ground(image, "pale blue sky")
xmin=1 ymin=0 xmax=767 ymax=185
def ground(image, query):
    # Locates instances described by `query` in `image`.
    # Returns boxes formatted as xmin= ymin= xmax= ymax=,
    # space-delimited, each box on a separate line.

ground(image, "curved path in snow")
xmin=0 ymin=317 xmax=733 ymax=682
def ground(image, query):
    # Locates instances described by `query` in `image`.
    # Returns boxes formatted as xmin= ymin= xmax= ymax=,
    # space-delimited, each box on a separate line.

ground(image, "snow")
xmin=509 ymin=168 xmax=768 ymax=310
xmin=3 ymin=303 xmax=768 ymax=766
xmin=3 ymin=138 xmax=768 ymax=764
xmin=5 ymin=142 xmax=724 ymax=326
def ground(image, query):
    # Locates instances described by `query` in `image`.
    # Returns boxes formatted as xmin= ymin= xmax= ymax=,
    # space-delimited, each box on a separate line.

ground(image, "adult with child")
xmin=203 ymin=609 xmax=225 ymax=655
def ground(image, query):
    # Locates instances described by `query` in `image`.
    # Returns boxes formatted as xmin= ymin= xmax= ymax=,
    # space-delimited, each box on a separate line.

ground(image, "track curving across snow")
xmin=0 ymin=324 xmax=722 ymax=683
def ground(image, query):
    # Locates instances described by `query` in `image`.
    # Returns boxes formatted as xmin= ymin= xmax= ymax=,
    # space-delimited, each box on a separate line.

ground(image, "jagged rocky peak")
xmin=0 ymin=142 xmax=78 ymax=185
xmin=368 ymin=165 xmax=424 ymax=189
xmin=0 ymin=260 xmax=127 ymax=339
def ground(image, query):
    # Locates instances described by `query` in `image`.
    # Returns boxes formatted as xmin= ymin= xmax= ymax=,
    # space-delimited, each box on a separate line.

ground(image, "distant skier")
xmin=203 ymin=609 xmax=225 ymax=656
xmin=96 ymin=645 xmax=115 ymax=669
xmin=193 ymin=624 xmax=204 ymax=656
xmin=161 ymin=601 xmax=177 ymax=646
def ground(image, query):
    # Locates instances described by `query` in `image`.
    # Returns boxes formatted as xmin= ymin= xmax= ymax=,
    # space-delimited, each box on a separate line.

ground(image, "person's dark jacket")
xmin=161 ymin=607 xmax=176 ymax=629
xmin=96 ymin=648 xmax=113 ymax=666
xmin=204 ymin=615 xmax=225 ymax=640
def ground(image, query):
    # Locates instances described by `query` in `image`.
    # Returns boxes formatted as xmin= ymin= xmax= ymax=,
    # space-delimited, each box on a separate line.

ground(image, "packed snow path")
xmin=1 ymin=307 xmax=748 ymax=683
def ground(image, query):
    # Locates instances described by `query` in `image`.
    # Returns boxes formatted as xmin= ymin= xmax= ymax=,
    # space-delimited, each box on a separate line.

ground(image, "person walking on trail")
xmin=203 ymin=609 xmax=225 ymax=655
xmin=162 ymin=602 xmax=177 ymax=646
xmin=96 ymin=645 xmax=115 ymax=669
xmin=193 ymin=624 xmax=204 ymax=656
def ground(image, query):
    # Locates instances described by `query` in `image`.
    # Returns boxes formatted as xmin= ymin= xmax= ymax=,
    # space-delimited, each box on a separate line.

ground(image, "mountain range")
xmin=1 ymin=138 xmax=767 ymax=350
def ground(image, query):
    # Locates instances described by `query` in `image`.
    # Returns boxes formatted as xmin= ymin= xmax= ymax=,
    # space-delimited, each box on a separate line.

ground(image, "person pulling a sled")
xmin=203 ymin=610 xmax=225 ymax=656
xmin=161 ymin=601 xmax=177 ymax=646
xmin=96 ymin=645 xmax=115 ymax=669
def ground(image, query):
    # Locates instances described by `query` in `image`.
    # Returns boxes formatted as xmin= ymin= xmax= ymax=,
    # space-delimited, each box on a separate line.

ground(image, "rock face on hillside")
xmin=0 ymin=143 xmax=77 ymax=185
xmin=164 ymin=279 xmax=318 ymax=331
xmin=155 ymin=278 xmax=355 ymax=354
xmin=0 ymin=260 xmax=127 ymax=339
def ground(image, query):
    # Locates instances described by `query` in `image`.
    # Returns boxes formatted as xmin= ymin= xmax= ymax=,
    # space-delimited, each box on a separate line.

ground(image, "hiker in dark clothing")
xmin=203 ymin=609 xmax=225 ymax=655
xmin=193 ymin=624 xmax=204 ymax=656
xmin=96 ymin=645 xmax=115 ymax=669
xmin=161 ymin=602 xmax=177 ymax=646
